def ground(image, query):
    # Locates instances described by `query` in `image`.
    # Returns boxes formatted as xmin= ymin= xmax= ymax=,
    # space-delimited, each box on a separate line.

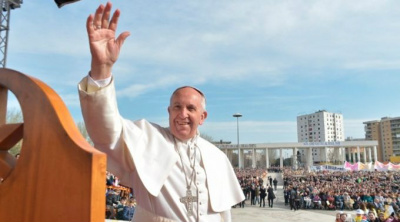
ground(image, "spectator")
xmin=106 ymin=189 xmax=120 ymax=219
xmin=260 ymin=185 xmax=266 ymax=208
xmin=273 ymin=178 xmax=278 ymax=190
xmin=122 ymin=199 xmax=136 ymax=221
xmin=368 ymin=211 xmax=380 ymax=222
xmin=116 ymin=196 xmax=127 ymax=220
xmin=267 ymin=186 xmax=275 ymax=208
xmin=354 ymin=209 xmax=368 ymax=222
xmin=255 ymin=185 xmax=260 ymax=205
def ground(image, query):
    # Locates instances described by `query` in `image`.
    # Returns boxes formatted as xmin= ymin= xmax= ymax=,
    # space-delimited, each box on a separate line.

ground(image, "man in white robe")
xmin=78 ymin=2 xmax=244 ymax=222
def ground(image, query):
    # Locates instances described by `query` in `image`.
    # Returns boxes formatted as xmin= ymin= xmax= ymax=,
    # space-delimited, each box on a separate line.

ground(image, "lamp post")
xmin=233 ymin=113 xmax=242 ymax=168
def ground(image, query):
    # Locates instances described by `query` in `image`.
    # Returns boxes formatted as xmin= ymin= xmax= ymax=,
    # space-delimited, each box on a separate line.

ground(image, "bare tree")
xmin=6 ymin=109 xmax=23 ymax=156
xmin=268 ymin=149 xmax=278 ymax=166
xmin=200 ymin=133 xmax=214 ymax=143
xmin=76 ymin=121 xmax=93 ymax=146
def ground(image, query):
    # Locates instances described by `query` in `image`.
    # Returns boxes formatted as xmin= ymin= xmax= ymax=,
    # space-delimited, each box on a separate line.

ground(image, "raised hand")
xmin=86 ymin=2 xmax=130 ymax=80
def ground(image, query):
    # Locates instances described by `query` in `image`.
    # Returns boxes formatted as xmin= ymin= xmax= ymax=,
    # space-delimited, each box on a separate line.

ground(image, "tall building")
xmin=364 ymin=117 xmax=400 ymax=162
xmin=363 ymin=120 xmax=383 ymax=161
xmin=297 ymin=110 xmax=345 ymax=163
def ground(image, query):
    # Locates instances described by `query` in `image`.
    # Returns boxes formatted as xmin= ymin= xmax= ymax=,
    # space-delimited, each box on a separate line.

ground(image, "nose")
xmin=178 ymin=107 xmax=188 ymax=118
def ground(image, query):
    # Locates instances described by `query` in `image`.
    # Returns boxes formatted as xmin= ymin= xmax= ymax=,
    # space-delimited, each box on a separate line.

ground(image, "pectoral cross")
xmin=180 ymin=188 xmax=198 ymax=216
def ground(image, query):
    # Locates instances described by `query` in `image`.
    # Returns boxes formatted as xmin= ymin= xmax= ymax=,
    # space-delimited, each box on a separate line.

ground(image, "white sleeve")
xmin=87 ymin=74 xmax=112 ymax=87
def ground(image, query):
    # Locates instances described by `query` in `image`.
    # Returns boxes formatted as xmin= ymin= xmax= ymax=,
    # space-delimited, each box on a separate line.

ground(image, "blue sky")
xmin=5 ymin=0 xmax=400 ymax=144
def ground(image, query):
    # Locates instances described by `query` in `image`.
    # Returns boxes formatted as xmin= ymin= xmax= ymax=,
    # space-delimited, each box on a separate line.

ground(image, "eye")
xmin=187 ymin=105 xmax=196 ymax=112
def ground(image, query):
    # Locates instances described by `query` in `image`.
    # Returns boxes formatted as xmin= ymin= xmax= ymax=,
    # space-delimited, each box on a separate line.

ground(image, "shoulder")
xmin=129 ymin=119 xmax=174 ymax=141
xmin=197 ymin=137 xmax=225 ymax=155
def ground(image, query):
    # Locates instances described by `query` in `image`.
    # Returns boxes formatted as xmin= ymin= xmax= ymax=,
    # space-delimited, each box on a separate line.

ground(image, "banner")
xmin=310 ymin=165 xmax=346 ymax=172
xmin=359 ymin=162 xmax=373 ymax=171
xmin=375 ymin=161 xmax=389 ymax=171
xmin=389 ymin=163 xmax=400 ymax=171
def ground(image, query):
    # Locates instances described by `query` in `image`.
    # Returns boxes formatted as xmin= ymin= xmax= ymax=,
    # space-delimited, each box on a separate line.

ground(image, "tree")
xmin=6 ymin=109 xmax=23 ymax=156
xmin=268 ymin=149 xmax=278 ymax=166
xmin=76 ymin=121 xmax=93 ymax=146
xmin=200 ymin=133 xmax=214 ymax=143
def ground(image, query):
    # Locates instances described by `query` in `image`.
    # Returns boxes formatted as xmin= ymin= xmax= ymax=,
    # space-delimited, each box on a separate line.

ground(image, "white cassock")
xmin=78 ymin=76 xmax=244 ymax=222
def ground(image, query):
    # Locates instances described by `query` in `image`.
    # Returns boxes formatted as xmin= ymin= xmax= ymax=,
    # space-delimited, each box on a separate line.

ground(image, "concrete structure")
xmin=297 ymin=110 xmax=345 ymax=164
xmin=216 ymin=140 xmax=378 ymax=169
xmin=364 ymin=117 xmax=400 ymax=162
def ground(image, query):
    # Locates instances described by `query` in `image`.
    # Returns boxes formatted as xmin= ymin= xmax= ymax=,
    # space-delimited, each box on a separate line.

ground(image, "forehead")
xmin=171 ymin=87 xmax=203 ymax=102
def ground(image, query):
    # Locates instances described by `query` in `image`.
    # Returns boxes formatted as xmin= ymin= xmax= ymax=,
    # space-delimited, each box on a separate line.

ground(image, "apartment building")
xmin=297 ymin=110 xmax=345 ymax=163
xmin=363 ymin=120 xmax=383 ymax=161
xmin=364 ymin=117 xmax=400 ymax=162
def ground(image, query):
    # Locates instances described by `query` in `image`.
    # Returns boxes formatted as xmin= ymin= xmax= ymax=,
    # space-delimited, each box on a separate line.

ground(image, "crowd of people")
xmin=105 ymin=171 xmax=136 ymax=221
xmin=104 ymin=165 xmax=400 ymax=221
xmin=234 ymin=168 xmax=278 ymax=208
xmin=282 ymin=168 xmax=400 ymax=222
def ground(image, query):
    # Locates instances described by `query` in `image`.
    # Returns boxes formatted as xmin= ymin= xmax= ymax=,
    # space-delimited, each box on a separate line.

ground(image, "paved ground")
xmin=231 ymin=185 xmax=339 ymax=222
xmin=108 ymin=184 xmax=358 ymax=221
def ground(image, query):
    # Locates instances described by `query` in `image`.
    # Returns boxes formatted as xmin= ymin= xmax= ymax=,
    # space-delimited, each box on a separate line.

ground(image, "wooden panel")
xmin=0 ymin=123 xmax=23 ymax=150
xmin=0 ymin=86 xmax=7 ymax=125
xmin=0 ymin=68 xmax=107 ymax=222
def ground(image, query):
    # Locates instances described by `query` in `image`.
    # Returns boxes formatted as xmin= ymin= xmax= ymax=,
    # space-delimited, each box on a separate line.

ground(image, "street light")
xmin=233 ymin=113 xmax=242 ymax=168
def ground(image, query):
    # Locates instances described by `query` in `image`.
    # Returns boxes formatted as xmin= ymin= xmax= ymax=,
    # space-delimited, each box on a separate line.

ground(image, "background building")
xmin=364 ymin=117 xmax=400 ymax=162
xmin=297 ymin=110 xmax=345 ymax=164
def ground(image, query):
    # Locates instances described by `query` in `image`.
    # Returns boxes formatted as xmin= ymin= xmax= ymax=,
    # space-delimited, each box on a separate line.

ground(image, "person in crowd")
xmin=312 ymin=192 xmax=322 ymax=209
xmin=106 ymin=189 xmax=120 ymax=219
xmin=250 ymin=185 xmax=256 ymax=205
xmin=344 ymin=192 xmax=353 ymax=210
xmin=255 ymin=185 xmax=260 ymax=205
xmin=340 ymin=213 xmax=349 ymax=222
xmin=335 ymin=191 xmax=344 ymax=211
xmin=116 ymin=196 xmax=127 ymax=220
xmin=303 ymin=188 xmax=312 ymax=209
xmin=355 ymin=209 xmax=368 ymax=222
xmin=283 ymin=177 xmax=289 ymax=189
xmin=367 ymin=202 xmax=378 ymax=218
xmin=289 ymin=186 xmax=298 ymax=211
xmin=377 ymin=212 xmax=386 ymax=222
xmin=267 ymin=185 xmax=275 ymax=208
xmin=239 ymin=184 xmax=246 ymax=208
xmin=79 ymin=2 xmax=244 ymax=221
xmin=260 ymin=185 xmax=266 ymax=208
xmin=367 ymin=211 xmax=381 ymax=222
xmin=360 ymin=202 xmax=369 ymax=215
xmin=122 ymin=199 xmax=136 ymax=221
xmin=284 ymin=187 xmax=290 ymax=206
xmin=106 ymin=171 xmax=115 ymax=186
xmin=273 ymin=178 xmax=278 ymax=191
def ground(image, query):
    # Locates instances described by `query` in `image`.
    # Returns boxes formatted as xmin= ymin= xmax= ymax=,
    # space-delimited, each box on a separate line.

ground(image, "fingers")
xmin=86 ymin=14 xmax=94 ymax=33
xmin=115 ymin=31 xmax=131 ymax=48
xmin=89 ymin=2 xmax=120 ymax=31
xmin=101 ymin=2 xmax=112 ymax=29
xmin=108 ymin=8 xmax=121 ymax=32
xmin=93 ymin=4 xmax=105 ymax=29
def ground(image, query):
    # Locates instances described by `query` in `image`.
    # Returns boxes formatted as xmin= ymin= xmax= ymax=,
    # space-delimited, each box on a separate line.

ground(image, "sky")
xmin=4 ymin=0 xmax=400 ymax=144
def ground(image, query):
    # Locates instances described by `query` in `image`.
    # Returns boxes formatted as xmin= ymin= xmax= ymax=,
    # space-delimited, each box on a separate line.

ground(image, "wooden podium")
xmin=0 ymin=68 xmax=107 ymax=222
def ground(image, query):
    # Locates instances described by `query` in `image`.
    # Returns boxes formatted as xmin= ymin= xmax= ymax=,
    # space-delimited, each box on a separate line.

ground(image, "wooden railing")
xmin=0 ymin=68 xmax=107 ymax=222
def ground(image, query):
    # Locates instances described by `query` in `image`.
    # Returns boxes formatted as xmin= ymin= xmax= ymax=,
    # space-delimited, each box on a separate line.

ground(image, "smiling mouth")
xmin=177 ymin=121 xmax=190 ymax=125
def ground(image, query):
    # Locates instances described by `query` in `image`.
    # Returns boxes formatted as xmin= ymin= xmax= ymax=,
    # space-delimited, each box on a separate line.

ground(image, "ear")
xmin=199 ymin=111 xmax=208 ymax=125
xmin=167 ymin=106 xmax=171 ymax=114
